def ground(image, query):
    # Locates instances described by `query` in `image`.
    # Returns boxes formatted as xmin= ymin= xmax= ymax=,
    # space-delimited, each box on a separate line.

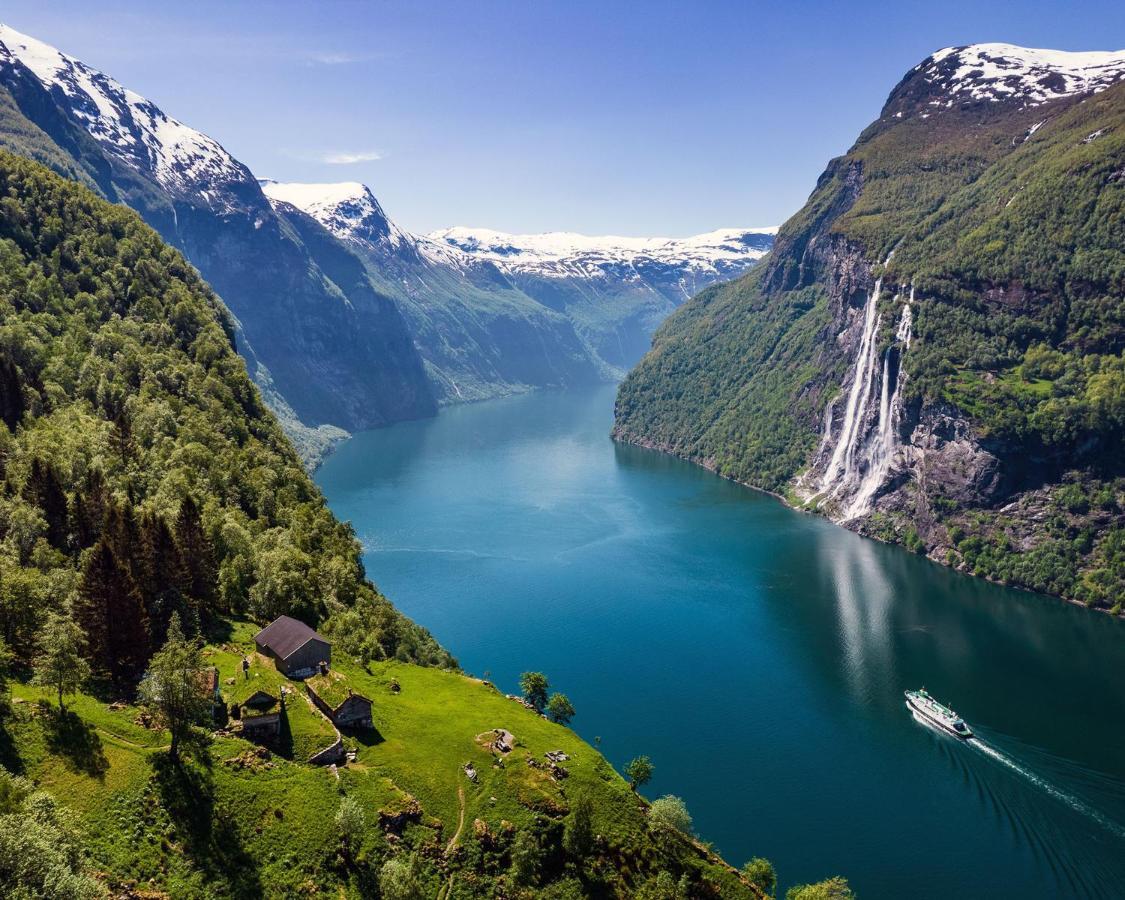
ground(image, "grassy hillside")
xmin=615 ymin=74 xmax=1124 ymax=610
xmin=2 ymin=620 xmax=763 ymax=898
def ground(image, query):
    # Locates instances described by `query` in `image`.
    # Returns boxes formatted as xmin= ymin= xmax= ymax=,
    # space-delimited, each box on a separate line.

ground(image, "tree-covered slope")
xmin=616 ymin=47 xmax=1124 ymax=611
xmin=0 ymin=26 xmax=437 ymax=462
xmin=0 ymin=149 xmax=449 ymax=671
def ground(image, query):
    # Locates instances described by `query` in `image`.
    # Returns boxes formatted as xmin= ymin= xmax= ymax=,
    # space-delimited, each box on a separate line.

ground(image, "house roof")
xmin=254 ymin=615 xmax=329 ymax=660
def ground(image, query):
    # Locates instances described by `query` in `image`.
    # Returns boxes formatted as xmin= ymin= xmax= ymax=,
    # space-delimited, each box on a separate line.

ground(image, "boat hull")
xmin=905 ymin=694 xmax=972 ymax=739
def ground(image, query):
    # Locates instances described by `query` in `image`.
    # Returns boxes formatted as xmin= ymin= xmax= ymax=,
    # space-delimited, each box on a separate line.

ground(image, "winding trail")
xmin=445 ymin=786 xmax=466 ymax=855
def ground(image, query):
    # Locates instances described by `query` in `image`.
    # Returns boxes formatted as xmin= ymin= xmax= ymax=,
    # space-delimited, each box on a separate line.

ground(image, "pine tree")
xmin=24 ymin=458 xmax=68 ymax=550
xmin=138 ymin=612 xmax=209 ymax=763
xmin=0 ymin=355 xmax=24 ymax=432
xmin=31 ymin=610 xmax=90 ymax=713
xmin=71 ymin=468 xmax=109 ymax=549
xmin=76 ymin=540 xmax=149 ymax=685
xmin=110 ymin=409 xmax=135 ymax=465
xmin=138 ymin=512 xmax=189 ymax=644
xmin=175 ymin=497 xmax=217 ymax=617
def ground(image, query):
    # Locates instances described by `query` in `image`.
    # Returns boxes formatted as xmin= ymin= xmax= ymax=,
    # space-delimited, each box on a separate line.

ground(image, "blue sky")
xmin=3 ymin=0 xmax=1123 ymax=235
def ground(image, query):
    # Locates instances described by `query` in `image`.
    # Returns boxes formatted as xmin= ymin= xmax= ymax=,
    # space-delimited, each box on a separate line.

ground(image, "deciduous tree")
xmin=546 ymin=692 xmax=575 ymax=725
xmin=31 ymin=609 xmax=90 ymax=713
xmin=519 ymin=671 xmax=549 ymax=712
xmin=625 ymin=755 xmax=654 ymax=791
xmin=138 ymin=613 xmax=209 ymax=763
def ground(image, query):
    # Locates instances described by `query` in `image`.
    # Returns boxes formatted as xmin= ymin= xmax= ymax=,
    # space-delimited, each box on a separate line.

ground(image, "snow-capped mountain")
xmin=889 ymin=42 xmax=1125 ymax=116
xmin=260 ymin=180 xmax=411 ymax=248
xmin=0 ymin=23 xmax=253 ymax=210
xmin=427 ymin=226 xmax=776 ymax=366
xmin=259 ymin=178 xmax=776 ymax=370
xmin=0 ymin=22 xmax=436 ymax=461
xmin=428 ymin=226 xmax=776 ymax=297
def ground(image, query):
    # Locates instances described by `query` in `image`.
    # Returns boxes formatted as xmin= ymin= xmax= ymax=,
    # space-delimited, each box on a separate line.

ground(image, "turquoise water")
xmin=316 ymin=385 xmax=1125 ymax=898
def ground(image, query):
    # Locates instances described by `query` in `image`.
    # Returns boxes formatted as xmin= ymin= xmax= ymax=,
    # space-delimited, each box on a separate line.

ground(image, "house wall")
xmin=282 ymin=638 xmax=331 ymax=676
xmin=241 ymin=713 xmax=280 ymax=737
xmin=335 ymin=695 xmax=373 ymax=728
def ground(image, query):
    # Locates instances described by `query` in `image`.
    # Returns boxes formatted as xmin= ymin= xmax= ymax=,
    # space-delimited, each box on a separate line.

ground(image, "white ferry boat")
xmin=905 ymin=689 xmax=973 ymax=739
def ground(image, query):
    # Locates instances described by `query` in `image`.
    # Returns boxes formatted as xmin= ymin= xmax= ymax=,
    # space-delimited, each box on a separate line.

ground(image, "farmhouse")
xmin=237 ymin=689 xmax=281 ymax=738
xmin=306 ymin=672 xmax=373 ymax=729
xmin=254 ymin=615 xmax=330 ymax=677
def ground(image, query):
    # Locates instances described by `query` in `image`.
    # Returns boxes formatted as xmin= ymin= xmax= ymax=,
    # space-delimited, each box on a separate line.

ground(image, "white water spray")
xmin=967 ymin=737 xmax=1125 ymax=840
xmin=820 ymin=277 xmax=884 ymax=492
xmin=844 ymin=295 xmax=914 ymax=518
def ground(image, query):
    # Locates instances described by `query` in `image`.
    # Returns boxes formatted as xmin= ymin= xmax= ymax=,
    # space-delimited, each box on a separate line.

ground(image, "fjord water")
xmin=317 ymin=385 xmax=1125 ymax=899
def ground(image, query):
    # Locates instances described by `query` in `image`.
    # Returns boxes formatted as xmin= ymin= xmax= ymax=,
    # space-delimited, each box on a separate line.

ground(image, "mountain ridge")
xmin=615 ymin=42 xmax=1125 ymax=612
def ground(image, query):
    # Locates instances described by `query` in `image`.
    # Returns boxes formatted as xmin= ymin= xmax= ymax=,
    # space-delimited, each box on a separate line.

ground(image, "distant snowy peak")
xmin=0 ymin=23 xmax=250 ymax=204
xmin=906 ymin=43 xmax=1125 ymax=110
xmin=259 ymin=179 xmax=409 ymax=248
xmin=426 ymin=226 xmax=777 ymax=276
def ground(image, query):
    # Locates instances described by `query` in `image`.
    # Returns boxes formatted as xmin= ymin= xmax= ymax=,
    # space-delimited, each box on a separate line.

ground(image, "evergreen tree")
xmin=0 ymin=636 xmax=12 ymax=714
xmin=563 ymin=793 xmax=595 ymax=861
xmin=76 ymin=540 xmax=148 ymax=685
xmin=71 ymin=468 xmax=108 ymax=550
xmin=175 ymin=497 xmax=217 ymax=616
xmin=110 ymin=409 xmax=135 ymax=465
xmin=138 ymin=512 xmax=189 ymax=643
xmin=138 ymin=613 xmax=209 ymax=763
xmin=25 ymin=458 xmax=69 ymax=550
xmin=0 ymin=355 xmax=24 ymax=433
xmin=31 ymin=609 xmax=90 ymax=713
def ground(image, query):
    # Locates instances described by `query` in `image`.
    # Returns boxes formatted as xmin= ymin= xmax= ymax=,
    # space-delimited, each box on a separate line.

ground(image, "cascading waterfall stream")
xmin=817 ymin=265 xmax=914 ymax=519
xmin=820 ymin=277 xmax=884 ymax=492
xmin=845 ymin=295 xmax=913 ymax=519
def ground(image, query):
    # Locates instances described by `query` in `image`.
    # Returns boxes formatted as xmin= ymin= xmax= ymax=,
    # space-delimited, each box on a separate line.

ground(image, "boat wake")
xmin=966 ymin=736 xmax=1125 ymax=841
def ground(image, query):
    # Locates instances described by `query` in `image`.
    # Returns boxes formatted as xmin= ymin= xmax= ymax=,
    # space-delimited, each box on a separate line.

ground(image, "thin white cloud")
xmin=304 ymin=51 xmax=383 ymax=66
xmin=321 ymin=150 xmax=383 ymax=165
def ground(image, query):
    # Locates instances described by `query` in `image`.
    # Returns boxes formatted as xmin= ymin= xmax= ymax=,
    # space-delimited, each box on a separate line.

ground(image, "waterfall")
xmin=844 ymin=297 xmax=914 ymax=519
xmin=820 ymin=278 xmax=884 ymax=491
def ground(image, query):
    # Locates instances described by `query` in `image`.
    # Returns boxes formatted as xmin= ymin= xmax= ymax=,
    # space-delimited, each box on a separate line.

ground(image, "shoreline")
xmin=610 ymin=430 xmax=1124 ymax=623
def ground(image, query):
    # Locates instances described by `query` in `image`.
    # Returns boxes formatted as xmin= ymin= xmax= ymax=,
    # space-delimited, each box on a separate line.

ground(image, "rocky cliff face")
xmin=0 ymin=24 xmax=436 ymax=458
xmin=616 ymin=44 xmax=1125 ymax=611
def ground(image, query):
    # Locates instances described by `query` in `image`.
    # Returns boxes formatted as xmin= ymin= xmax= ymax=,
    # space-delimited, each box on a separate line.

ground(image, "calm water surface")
xmin=317 ymin=385 xmax=1125 ymax=898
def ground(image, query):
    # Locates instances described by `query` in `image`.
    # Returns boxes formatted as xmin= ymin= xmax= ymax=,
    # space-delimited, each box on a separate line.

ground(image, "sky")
xmin=2 ymin=0 xmax=1124 ymax=235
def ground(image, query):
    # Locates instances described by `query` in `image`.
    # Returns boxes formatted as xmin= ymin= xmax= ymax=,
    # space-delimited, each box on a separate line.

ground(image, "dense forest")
xmin=0 ymin=149 xmax=452 ymax=678
xmin=616 ymin=74 xmax=1124 ymax=609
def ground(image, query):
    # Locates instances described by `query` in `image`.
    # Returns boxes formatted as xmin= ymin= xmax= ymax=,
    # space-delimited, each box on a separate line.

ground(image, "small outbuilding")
xmin=306 ymin=672 xmax=373 ymax=729
xmin=254 ymin=615 xmax=331 ymax=677
xmin=238 ymin=689 xmax=281 ymax=738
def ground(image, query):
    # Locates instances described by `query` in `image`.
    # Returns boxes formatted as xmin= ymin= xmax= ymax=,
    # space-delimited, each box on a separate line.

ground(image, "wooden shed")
xmin=238 ymin=689 xmax=281 ymax=738
xmin=307 ymin=675 xmax=373 ymax=729
xmin=254 ymin=615 xmax=331 ymax=677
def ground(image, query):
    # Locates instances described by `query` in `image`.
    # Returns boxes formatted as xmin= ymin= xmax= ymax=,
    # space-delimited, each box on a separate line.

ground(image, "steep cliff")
xmin=262 ymin=181 xmax=609 ymax=404
xmin=0 ymin=24 xmax=436 ymax=458
xmin=616 ymin=45 xmax=1125 ymax=611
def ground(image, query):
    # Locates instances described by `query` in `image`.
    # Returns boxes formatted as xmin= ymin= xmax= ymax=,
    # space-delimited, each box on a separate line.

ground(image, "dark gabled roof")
xmin=254 ymin=615 xmax=329 ymax=660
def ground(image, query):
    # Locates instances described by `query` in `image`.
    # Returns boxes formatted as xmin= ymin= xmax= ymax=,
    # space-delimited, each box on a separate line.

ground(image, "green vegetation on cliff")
xmin=0 ymin=149 xmax=449 ymax=672
xmin=615 ymin=71 xmax=1124 ymax=610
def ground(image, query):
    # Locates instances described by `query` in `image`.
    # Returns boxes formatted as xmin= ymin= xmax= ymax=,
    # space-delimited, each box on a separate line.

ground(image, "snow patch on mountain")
xmin=259 ymin=179 xmax=410 ymax=248
xmin=916 ymin=43 xmax=1125 ymax=107
xmin=0 ymin=23 xmax=249 ymax=204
